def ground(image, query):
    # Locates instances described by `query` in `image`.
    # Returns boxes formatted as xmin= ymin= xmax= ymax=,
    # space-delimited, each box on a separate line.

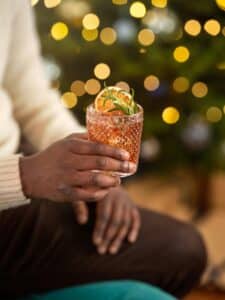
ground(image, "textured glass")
xmin=86 ymin=104 xmax=143 ymax=177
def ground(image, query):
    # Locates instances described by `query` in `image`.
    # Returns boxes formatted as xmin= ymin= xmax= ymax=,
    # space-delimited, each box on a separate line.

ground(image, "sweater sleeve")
xmin=3 ymin=0 xmax=85 ymax=151
xmin=0 ymin=155 xmax=30 ymax=211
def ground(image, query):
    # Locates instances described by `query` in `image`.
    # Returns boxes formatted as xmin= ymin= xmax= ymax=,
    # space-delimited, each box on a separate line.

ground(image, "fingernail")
xmin=129 ymin=162 xmax=137 ymax=172
xmin=93 ymin=237 xmax=101 ymax=245
xmin=128 ymin=234 xmax=136 ymax=243
xmin=121 ymin=150 xmax=130 ymax=160
xmin=98 ymin=247 xmax=106 ymax=255
xmin=78 ymin=216 xmax=87 ymax=225
xmin=109 ymin=247 xmax=118 ymax=255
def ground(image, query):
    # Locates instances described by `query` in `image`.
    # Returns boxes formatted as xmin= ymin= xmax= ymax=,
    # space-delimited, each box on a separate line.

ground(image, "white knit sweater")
xmin=0 ymin=0 xmax=84 ymax=210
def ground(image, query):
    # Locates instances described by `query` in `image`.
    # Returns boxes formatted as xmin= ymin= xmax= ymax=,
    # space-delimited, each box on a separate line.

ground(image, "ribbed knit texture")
xmin=0 ymin=1 xmax=85 ymax=211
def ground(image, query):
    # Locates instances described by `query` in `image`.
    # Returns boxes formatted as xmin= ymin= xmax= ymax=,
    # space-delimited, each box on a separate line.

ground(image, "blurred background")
xmin=32 ymin=0 xmax=225 ymax=296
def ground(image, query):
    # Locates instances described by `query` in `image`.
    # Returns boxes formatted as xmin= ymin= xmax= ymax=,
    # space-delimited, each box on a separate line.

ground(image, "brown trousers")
xmin=0 ymin=199 xmax=207 ymax=299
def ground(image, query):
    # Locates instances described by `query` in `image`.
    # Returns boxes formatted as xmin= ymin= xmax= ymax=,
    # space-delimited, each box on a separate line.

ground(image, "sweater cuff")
xmin=0 ymin=155 xmax=30 ymax=211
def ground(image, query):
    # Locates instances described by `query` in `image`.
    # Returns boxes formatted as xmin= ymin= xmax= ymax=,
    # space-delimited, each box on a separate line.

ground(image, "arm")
xmin=3 ymin=0 xmax=84 ymax=151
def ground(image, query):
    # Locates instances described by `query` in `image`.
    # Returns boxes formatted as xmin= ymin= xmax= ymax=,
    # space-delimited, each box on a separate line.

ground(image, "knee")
xmin=174 ymin=222 xmax=207 ymax=281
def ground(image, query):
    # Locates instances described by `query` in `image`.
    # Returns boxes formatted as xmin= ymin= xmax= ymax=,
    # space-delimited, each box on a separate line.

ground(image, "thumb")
xmin=72 ymin=201 xmax=89 ymax=225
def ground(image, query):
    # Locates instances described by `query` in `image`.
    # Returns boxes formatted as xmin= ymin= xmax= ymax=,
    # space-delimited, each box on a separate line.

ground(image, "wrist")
xmin=19 ymin=156 xmax=33 ymax=198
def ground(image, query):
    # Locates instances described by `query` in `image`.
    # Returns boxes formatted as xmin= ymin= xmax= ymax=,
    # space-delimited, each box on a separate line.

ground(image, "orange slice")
xmin=94 ymin=86 xmax=132 ymax=114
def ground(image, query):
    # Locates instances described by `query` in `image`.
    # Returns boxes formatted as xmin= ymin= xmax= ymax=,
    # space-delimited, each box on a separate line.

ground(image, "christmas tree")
xmin=33 ymin=0 xmax=225 ymax=175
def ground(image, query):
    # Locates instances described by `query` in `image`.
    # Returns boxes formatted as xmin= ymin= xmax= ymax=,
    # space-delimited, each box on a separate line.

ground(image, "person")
xmin=0 ymin=0 xmax=207 ymax=299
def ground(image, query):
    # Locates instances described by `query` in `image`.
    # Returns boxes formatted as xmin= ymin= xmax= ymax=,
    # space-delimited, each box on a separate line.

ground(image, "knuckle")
xmin=121 ymin=161 xmax=129 ymax=172
xmin=97 ymin=157 xmax=108 ymax=169
xmin=92 ymin=142 xmax=101 ymax=153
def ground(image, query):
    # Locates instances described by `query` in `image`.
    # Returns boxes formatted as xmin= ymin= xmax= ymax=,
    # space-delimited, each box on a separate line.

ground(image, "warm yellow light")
xmin=216 ymin=0 xmax=225 ymax=11
xmin=151 ymin=0 xmax=167 ymax=8
xmin=138 ymin=29 xmax=155 ymax=46
xmin=31 ymin=0 xmax=39 ymax=6
xmin=70 ymin=81 xmax=86 ymax=96
xmin=100 ymin=28 xmax=117 ymax=45
xmin=144 ymin=75 xmax=160 ymax=91
xmin=94 ymin=63 xmax=111 ymax=80
xmin=116 ymin=81 xmax=130 ymax=92
xmin=82 ymin=29 xmax=98 ymax=41
xmin=217 ymin=62 xmax=225 ymax=70
xmin=223 ymin=105 xmax=225 ymax=114
xmin=162 ymin=107 xmax=180 ymax=124
xmin=82 ymin=13 xmax=100 ymax=30
xmin=192 ymin=82 xmax=208 ymax=98
xmin=184 ymin=20 xmax=201 ymax=36
xmin=173 ymin=46 xmax=190 ymax=63
xmin=173 ymin=77 xmax=190 ymax=93
xmin=204 ymin=19 xmax=221 ymax=36
xmin=44 ymin=0 xmax=61 ymax=8
xmin=85 ymin=79 xmax=101 ymax=95
xmin=130 ymin=2 xmax=146 ymax=18
xmin=112 ymin=0 xmax=128 ymax=4
xmin=139 ymin=48 xmax=147 ymax=54
xmin=61 ymin=92 xmax=77 ymax=108
xmin=206 ymin=107 xmax=223 ymax=123
xmin=51 ymin=22 xmax=69 ymax=40
xmin=222 ymin=27 xmax=225 ymax=36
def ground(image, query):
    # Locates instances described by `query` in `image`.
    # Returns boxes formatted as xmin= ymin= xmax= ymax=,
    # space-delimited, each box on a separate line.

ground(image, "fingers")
xmin=74 ymin=155 xmax=136 ymax=174
xmin=93 ymin=200 xmax=113 ymax=246
xmin=72 ymin=201 xmax=89 ymax=224
xmin=67 ymin=138 xmax=130 ymax=161
xmin=128 ymin=207 xmax=141 ymax=243
xmin=70 ymin=171 xmax=121 ymax=189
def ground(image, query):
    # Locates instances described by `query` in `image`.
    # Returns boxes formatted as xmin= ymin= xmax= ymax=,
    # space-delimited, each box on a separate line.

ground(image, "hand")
xmin=19 ymin=133 xmax=135 ymax=203
xmin=73 ymin=187 xmax=141 ymax=254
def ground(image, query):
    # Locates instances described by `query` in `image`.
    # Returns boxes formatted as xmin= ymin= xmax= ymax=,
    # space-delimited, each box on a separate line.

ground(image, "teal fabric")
xmin=21 ymin=281 xmax=176 ymax=300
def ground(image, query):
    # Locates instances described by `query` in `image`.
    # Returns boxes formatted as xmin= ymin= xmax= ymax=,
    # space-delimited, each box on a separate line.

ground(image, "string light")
xmin=82 ymin=29 xmax=98 ymax=41
xmin=151 ymin=0 xmax=167 ymax=8
xmin=215 ymin=0 xmax=225 ymax=11
xmin=82 ymin=13 xmax=100 ymax=30
xmin=184 ymin=20 xmax=201 ymax=36
xmin=31 ymin=0 xmax=39 ymax=6
xmin=139 ymin=48 xmax=147 ymax=54
xmin=130 ymin=2 xmax=146 ymax=18
xmin=204 ymin=19 xmax=221 ymax=36
xmin=51 ymin=22 xmax=69 ymax=40
xmin=144 ymin=75 xmax=160 ymax=91
xmin=173 ymin=46 xmax=190 ymax=63
xmin=100 ymin=28 xmax=117 ymax=45
xmin=116 ymin=81 xmax=130 ymax=92
xmin=173 ymin=77 xmax=190 ymax=93
xmin=162 ymin=107 xmax=180 ymax=124
xmin=112 ymin=0 xmax=128 ymax=4
xmin=85 ymin=79 xmax=101 ymax=95
xmin=44 ymin=0 xmax=61 ymax=8
xmin=192 ymin=82 xmax=208 ymax=98
xmin=70 ymin=81 xmax=86 ymax=96
xmin=138 ymin=29 xmax=155 ymax=46
xmin=61 ymin=92 xmax=77 ymax=108
xmin=206 ymin=107 xmax=222 ymax=123
xmin=94 ymin=63 xmax=111 ymax=80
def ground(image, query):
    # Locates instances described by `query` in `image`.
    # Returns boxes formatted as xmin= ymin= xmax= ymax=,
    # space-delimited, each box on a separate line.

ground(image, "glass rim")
xmin=86 ymin=103 xmax=143 ymax=119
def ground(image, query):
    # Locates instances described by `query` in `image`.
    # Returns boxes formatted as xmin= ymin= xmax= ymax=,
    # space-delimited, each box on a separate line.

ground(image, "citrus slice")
xmin=94 ymin=86 xmax=132 ymax=115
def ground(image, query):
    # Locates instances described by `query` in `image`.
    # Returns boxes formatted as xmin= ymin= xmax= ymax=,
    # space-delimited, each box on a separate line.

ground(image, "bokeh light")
xmin=31 ymin=0 xmax=39 ymax=6
xmin=61 ymin=92 xmax=78 ymax=108
xmin=44 ymin=0 xmax=61 ymax=8
xmin=144 ymin=75 xmax=160 ymax=91
xmin=173 ymin=77 xmax=190 ymax=93
xmin=85 ymin=79 xmax=101 ymax=95
xmin=217 ymin=62 xmax=225 ymax=70
xmin=112 ymin=0 xmax=128 ymax=4
xmin=82 ymin=13 xmax=100 ymax=30
xmin=204 ymin=19 xmax=221 ymax=36
xmin=138 ymin=29 xmax=155 ymax=46
xmin=130 ymin=2 xmax=147 ymax=18
xmin=82 ymin=29 xmax=98 ymax=41
xmin=94 ymin=63 xmax=111 ymax=80
xmin=151 ymin=0 xmax=167 ymax=8
xmin=100 ymin=28 xmax=117 ymax=45
xmin=206 ymin=107 xmax=223 ymax=122
xmin=192 ymin=82 xmax=208 ymax=98
xmin=173 ymin=46 xmax=190 ymax=63
xmin=116 ymin=81 xmax=130 ymax=92
xmin=222 ymin=27 xmax=225 ymax=36
xmin=216 ymin=0 xmax=225 ymax=11
xmin=70 ymin=80 xmax=86 ymax=96
xmin=184 ymin=20 xmax=201 ymax=36
xmin=162 ymin=107 xmax=180 ymax=124
xmin=51 ymin=22 xmax=69 ymax=40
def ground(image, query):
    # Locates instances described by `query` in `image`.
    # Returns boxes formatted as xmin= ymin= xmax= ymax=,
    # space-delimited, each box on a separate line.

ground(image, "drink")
xmin=86 ymin=86 xmax=143 ymax=177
